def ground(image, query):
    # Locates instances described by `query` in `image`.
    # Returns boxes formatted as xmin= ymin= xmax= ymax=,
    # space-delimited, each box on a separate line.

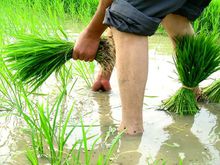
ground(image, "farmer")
xmin=73 ymin=0 xmax=211 ymax=135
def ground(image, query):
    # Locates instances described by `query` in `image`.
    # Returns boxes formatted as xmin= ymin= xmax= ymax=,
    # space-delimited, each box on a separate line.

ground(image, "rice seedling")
xmin=72 ymin=61 xmax=95 ymax=88
xmin=96 ymin=133 xmax=123 ymax=165
xmin=3 ymin=34 xmax=115 ymax=92
xmin=0 ymin=62 xmax=121 ymax=165
xmin=55 ymin=63 xmax=78 ymax=95
xmin=0 ymin=0 xmax=100 ymax=41
xmin=202 ymin=79 xmax=220 ymax=103
xmin=26 ymin=149 xmax=39 ymax=165
xmin=0 ymin=2 xmax=119 ymax=162
xmin=194 ymin=0 xmax=220 ymax=35
xmin=0 ymin=56 xmax=24 ymax=111
xmin=0 ymin=0 xmax=108 ymax=90
xmin=162 ymin=34 xmax=220 ymax=115
xmin=0 ymin=0 xmax=63 ymax=38
xmin=18 ymin=89 xmax=77 ymax=164
xmin=64 ymin=0 xmax=99 ymax=24
xmin=17 ymin=89 xmax=122 ymax=164
xmin=70 ymin=119 xmax=123 ymax=165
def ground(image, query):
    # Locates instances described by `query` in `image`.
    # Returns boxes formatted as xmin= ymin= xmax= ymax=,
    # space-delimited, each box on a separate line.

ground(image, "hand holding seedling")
xmin=73 ymin=29 xmax=100 ymax=62
xmin=3 ymin=35 xmax=115 ymax=92
xmin=73 ymin=0 xmax=112 ymax=62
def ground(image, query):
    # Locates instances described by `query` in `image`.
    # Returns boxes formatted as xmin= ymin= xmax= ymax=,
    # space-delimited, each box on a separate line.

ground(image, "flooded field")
xmin=0 ymin=35 xmax=220 ymax=165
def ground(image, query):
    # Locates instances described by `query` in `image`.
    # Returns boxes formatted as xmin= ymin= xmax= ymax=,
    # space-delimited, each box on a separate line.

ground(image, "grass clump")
xmin=202 ymin=79 xmax=220 ymax=103
xmin=0 ymin=56 xmax=25 ymax=111
xmin=64 ymin=0 xmax=99 ymax=23
xmin=3 ymin=35 xmax=115 ymax=92
xmin=162 ymin=34 xmax=220 ymax=115
xmin=18 ymin=89 xmax=122 ymax=164
xmin=194 ymin=0 xmax=220 ymax=35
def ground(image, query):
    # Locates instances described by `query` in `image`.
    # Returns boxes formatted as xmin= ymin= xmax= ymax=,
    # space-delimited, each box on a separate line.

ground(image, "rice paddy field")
xmin=0 ymin=0 xmax=220 ymax=165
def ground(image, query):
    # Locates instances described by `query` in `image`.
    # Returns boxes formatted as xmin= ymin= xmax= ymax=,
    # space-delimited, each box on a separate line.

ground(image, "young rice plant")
xmin=3 ymin=35 xmax=115 ymax=92
xmin=203 ymin=79 xmax=220 ymax=103
xmin=162 ymin=34 xmax=220 ymax=115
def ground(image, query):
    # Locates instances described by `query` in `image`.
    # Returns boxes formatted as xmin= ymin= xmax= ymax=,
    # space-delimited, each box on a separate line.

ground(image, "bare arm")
xmin=73 ymin=0 xmax=113 ymax=61
xmin=86 ymin=0 xmax=113 ymax=37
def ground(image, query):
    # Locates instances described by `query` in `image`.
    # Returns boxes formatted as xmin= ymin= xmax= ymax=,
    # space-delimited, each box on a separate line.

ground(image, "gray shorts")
xmin=103 ymin=0 xmax=211 ymax=36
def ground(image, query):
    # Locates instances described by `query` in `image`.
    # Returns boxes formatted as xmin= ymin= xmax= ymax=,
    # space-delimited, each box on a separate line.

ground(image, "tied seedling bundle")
xmin=3 ymin=35 xmax=115 ymax=91
xmin=203 ymin=79 xmax=220 ymax=103
xmin=162 ymin=34 xmax=220 ymax=115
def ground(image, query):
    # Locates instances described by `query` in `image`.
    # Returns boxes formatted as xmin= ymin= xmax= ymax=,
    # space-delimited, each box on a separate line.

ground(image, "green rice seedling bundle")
xmin=203 ymin=79 xmax=220 ymax=103
xmin=162 ymin=34 xmax=220 ymax=115
xmin=3 ymin=35 xmax=115 ymax=91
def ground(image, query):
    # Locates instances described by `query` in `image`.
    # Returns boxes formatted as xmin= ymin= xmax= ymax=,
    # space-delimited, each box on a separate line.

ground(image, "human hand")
xmin=73 ymin=29 xmax=100 ymax=62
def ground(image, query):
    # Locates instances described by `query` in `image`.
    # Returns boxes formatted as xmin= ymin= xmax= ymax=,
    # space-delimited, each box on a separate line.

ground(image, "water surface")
xmin=0 ymin=35 xmax=220 ymax=165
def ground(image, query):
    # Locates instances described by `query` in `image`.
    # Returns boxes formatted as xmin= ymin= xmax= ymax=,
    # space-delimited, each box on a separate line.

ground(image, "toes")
xmin=118 ymin=123 xmax=144 ymax=135
xmin=125 ymin=129 xmax=143 ymax=135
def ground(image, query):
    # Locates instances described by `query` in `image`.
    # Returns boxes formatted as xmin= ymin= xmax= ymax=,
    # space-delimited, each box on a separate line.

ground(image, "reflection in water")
xmin=191 ymin=104 xmax=220 ymax=164
xmin=116 ymin=135 xmax=142 ymax=165
xmin=93 ymin=92 xmax=143 ymax=165
xmin=156 ymin=105 xmax=220 ymax=165
xmin=110 ymin=106 xmax=173 ymax=164
xmin=91 ymin=87 xmax=174 ymax=165
xmin=93 ymin=92 xmax=116 ymax=133
xmin=156 ymin=114 xmax=206 ymax=164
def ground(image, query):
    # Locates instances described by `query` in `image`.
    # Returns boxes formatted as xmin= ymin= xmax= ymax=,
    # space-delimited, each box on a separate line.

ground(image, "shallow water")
xmin=0 ymin=35 xmax=220 ymax=165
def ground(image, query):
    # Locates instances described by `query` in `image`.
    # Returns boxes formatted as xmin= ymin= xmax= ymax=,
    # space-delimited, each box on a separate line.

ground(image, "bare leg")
xmin=111 ymin=27 xmax=148 ymax=135
xmin=92 ymin=28 xmax=113 ymax=91
xmin=92 ymin=70 xmax=112 ymax=91
xmin=92 ymin=14 xmax=194 ymax=91
xmin=162 ymin=14 xmax=194 ymax=46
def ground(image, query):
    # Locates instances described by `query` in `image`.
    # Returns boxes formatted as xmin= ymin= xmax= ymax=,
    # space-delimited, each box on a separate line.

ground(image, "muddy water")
xmin=0 ymin=35 xmax=220 ymax=165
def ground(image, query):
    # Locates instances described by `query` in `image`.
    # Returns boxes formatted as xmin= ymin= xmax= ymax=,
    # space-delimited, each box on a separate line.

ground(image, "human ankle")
xmin=119 ymin=120 xmax=144 ymax=135
xmin=122 ymin=113 xmax=143 ymax=125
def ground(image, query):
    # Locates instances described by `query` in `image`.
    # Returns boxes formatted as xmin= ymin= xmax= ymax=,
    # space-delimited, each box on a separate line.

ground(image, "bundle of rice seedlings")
xmin=162 ymin=34 xmax=220 ymax=115
xmin=202 ymin=79 xmax=220 ymax=103
xmin=3 ymin=35 xmax=115 ymax=91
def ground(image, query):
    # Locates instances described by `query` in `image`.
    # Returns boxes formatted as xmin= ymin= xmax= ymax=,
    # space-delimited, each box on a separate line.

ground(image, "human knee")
xmin=161 ymin=0 xmax=212 ymax=37
xmin=162 ymin=14 xmax=194 ymax=37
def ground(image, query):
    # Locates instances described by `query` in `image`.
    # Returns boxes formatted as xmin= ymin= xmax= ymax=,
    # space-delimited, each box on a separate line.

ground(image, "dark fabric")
xmin=104 ymin=0 xmax=161 ymax=36
xmin=174 ymin=0 xmax=212 ymax=21
xmin=103 ymin=0 xmax=212 ymax=36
